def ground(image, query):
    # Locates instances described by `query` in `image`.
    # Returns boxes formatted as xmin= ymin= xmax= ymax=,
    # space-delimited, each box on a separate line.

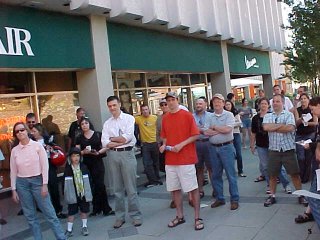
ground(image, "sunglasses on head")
xmin=15 ymin=128 xmax=26 ymax=134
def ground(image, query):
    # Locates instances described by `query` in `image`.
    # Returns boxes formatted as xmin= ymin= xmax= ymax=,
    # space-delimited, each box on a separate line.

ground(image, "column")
xmin=76 ymin=15 xmax=114 ymax=130
xmin=209 ymin=41 xmax=231 ymax=97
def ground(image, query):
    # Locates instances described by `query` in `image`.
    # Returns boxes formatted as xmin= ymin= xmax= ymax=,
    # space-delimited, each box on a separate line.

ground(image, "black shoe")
xmin=17 ymin=209 xmax=23 ymax=216
xmin=56 ymin=212 xmax=67 ymax=219
xmin=103 ymin=210 xmax=115 ymax=216
xmin=89 ymin=211 xmax=101 ymax=217
xmin=264 ymin=196 xmax=276 ymax=207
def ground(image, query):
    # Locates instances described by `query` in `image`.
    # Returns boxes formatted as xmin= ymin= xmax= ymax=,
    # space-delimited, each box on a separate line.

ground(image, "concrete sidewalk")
xmin=0 ymin=147 xmax=319 ymax=240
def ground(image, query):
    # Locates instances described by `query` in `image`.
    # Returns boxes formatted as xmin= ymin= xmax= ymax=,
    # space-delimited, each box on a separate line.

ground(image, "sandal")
xmin=254 ymin=176 xmax=265 ymax=182
xmin=195 ymin=218 xmax=204 ymax=231
xmin=199 ymin=191 xmax=205 ymax=199
xmin=295 ymin=212 xmax=314 ymax=224
xmin=168 ymin=216 xmax=185 ymax=228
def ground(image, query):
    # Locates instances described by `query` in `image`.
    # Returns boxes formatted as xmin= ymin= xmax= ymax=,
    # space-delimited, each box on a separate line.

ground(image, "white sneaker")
xmin=284 ymin=186 xmax=292 ymax=194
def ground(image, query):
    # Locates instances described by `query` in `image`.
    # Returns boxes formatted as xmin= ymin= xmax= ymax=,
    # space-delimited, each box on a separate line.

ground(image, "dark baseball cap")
xmin=69 ymin=147 xmax=81 ymax=156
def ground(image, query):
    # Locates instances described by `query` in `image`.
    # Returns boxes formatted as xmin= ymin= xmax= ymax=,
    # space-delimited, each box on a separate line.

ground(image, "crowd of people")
xmin=8 ymin=84 xmax=320 ymax=239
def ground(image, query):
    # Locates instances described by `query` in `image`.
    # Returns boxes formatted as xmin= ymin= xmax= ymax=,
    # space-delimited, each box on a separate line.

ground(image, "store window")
xmin=147 ymin=73 xmax=169 ymax=87
xmin=117 ymin=72 xmax=145 ymax=88
xmin=36 ymin=72 xmax=77 ymax=92
xmin=170 ymin=74 xmax=189 ymax=86
xmin=0 ymin=72 xmax=33 ymax=93
xmin=0 ymin=71 xmax=78 ymax=191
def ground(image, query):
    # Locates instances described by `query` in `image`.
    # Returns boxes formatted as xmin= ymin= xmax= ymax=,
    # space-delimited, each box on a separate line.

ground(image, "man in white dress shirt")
xmin=101 ymin=96 xmax=142 ymax=229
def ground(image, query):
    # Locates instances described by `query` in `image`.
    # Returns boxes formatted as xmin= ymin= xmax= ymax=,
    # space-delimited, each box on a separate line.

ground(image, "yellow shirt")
xmin=135 ymin=115 xmax=157 ymax=143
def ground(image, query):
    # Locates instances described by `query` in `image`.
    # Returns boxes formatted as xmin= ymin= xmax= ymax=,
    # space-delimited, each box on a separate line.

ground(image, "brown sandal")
xmin=168 ymin=216 xmax=185 ymax=228
xmin=195 ymin=218 xmax=204 ymax=231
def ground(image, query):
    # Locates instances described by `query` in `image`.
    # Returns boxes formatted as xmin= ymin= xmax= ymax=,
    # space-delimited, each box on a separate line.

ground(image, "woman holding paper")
xmin=294 ymin=93 xmax=318 ymax=183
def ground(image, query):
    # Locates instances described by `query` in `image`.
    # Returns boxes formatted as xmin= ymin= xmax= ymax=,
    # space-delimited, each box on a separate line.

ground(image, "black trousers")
xmin=48 ymin=164 xmax=63 ymax=213
xmin=84 ymin=158 xmax=112 ymax=213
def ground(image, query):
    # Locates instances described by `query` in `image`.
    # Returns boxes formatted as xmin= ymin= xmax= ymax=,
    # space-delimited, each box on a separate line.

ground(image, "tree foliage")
xmin=283 ymin=0 xmax=320 ymax=95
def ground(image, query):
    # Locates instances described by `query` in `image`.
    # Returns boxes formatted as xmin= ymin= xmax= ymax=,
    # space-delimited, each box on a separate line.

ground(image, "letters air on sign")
xmin=0 ymin=27 xmax=34 ymax=56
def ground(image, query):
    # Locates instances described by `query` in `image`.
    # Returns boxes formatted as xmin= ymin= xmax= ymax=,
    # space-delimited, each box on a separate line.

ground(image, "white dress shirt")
xmin=101 ymin=111 xmax=136 ymax=148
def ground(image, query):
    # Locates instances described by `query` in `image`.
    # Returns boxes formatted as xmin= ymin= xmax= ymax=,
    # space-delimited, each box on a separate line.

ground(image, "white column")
xmin=209 ymin=41 xmax=231 ymax=97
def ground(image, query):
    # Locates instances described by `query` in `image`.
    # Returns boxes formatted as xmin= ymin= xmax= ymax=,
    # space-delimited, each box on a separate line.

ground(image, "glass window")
xmin=38 ymin=93 xmax=79 ymax=135
xmin=35 ymin=72 xmax=77 ymax=92
xmin=169 ymin=87 xmax=190 ymax=109
xmin=117 ymin=72 xmax=145 ymax=89
xmin=147 ymin=88 xmax=169 ymax=115
xmin=170 ymin=74 xmax=189 ymax=86
xmin=119 ymin=89 xmax=147 ymax=115
xmin=0 ymin=96 xmax=33 ymax=190
xmin=0 ymin=72 xmax=33 ymax=93
xmin=190 ymin=74 xmax=206 ymax=85
xmin=147 ymin=73 xmax=169 ymax=87
xmin=112 ymin=72 xmax=117 ymax=89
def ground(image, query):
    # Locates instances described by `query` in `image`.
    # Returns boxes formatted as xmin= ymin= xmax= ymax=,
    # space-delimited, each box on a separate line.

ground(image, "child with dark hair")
xmin=64 ymin=147 xmax=92 ymax=238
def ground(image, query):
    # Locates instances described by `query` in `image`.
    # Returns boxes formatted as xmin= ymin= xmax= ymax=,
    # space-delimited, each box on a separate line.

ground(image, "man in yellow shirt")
xmin=135 ymin=104 xmax=162 ymax=187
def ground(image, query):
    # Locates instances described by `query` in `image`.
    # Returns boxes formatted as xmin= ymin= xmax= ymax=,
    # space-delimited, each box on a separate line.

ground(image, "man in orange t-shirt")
xmin=160 ymin=92 xmax=203 ymax=231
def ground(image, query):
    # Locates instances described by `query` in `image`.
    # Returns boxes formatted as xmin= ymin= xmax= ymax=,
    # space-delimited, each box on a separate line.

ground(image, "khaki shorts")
xmin=268 ymin=149 xmax=300 ymax=176
xmin=165 ymin=165 xmax=198 ymax=193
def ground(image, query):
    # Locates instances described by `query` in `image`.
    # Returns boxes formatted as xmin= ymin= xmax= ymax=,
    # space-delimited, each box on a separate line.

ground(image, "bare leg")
xmin=269 ymin=176 xmax=277 ymax=195
xmin=189 ymin=188 xmax=200 ymax=220
xmin=242 ymin=129 xmax=247 ymax=148
xmin=172 ymin=190 xmax=183 ymax=218
xmin=196 ymin=167 xmax=204 ymax=193
xmin=291 ymin=174 xmax=302 ymax=190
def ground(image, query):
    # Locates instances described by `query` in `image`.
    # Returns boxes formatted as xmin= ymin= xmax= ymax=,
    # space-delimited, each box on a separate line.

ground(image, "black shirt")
xmin=75 ymin=131 xmax=104 ymax=167
xmin=296 ymin=107 xmax=315 ymax=135
xmin=68 ymin=120 xmax=95 ymax=148
xmin=251 ymin=113 xmax=269 ymax=148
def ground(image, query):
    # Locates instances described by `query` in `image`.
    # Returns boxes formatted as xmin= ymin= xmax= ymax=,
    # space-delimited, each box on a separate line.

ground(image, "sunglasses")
xmin=27 ymin=121 xmax=36 ymax=124
xmin=15 ymin=128 xmax=26 ymax=134
xmin=160 ymin=103 xmax=167 ymax=107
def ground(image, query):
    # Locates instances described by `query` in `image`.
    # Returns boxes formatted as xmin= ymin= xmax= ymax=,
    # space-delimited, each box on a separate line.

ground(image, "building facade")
xmin=0 ymin=0 xmax=286 ymax=191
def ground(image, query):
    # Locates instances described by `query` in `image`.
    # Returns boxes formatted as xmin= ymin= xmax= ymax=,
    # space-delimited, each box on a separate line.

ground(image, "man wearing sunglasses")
xmin=26 ymin=112 xmax=37 ymax=130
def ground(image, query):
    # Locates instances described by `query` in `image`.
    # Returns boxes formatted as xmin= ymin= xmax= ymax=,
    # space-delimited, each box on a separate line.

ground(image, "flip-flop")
xmin=168 ymin=216 xmax=185 ymax=228
xmin=254 ymin=176 xmax=265 ymax=182
xmin=195 ymin=218 xmax=204 ymax=231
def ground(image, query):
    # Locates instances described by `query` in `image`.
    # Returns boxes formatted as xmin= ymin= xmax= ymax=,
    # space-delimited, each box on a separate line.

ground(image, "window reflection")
xmin=117 ymin=72 xmax=145 ymax=88
xmin=0 ymin=72 xmax=32 ymax=93
xmin=36 ymin=72 xmax=77 ymax=92
xmin=170 ymin=74 xmax=189 ymax=86
xmin=147 ymin=73 xmax=169 ymax=87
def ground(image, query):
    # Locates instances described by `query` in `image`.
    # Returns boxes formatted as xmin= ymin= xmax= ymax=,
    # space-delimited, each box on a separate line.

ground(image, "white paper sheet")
xmin=302 ymin=113 xmax=313 ymax=122
xmin=295 ymin=139 xmax=313 ymax=146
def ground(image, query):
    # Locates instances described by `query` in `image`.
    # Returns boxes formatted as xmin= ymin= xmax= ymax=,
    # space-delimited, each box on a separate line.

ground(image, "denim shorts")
xmin=242 ymin=118 xmax=252 ymax=129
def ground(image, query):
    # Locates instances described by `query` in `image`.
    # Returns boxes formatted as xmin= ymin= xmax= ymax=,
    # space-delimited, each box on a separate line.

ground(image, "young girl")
xmin=64 ymin=147 xmax=92 ymax=238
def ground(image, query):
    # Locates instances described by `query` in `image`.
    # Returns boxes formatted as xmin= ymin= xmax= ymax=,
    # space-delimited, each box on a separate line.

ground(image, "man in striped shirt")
xmin=262 ymin=94 xmax=307 ymax=207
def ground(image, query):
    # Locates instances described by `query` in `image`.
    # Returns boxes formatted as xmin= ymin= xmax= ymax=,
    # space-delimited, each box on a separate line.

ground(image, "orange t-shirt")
xmin=161 ymin=109 xmax=199 ymax=165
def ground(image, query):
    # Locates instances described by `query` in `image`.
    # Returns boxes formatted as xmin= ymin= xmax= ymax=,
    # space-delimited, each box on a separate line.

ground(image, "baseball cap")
xmin=68 ymin=147 xmax=81 ymax=156
xmin=165 ymin=92 xmax=178 ymax=99
xmin=212 ymin=93 xmax=225 ymax=101
xmin=159 ymin=98 xmax=167 ymax=104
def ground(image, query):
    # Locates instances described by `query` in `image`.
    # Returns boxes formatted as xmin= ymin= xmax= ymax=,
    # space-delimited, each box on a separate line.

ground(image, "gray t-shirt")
xmin=206 ymin=110 xmax=235 ymax=144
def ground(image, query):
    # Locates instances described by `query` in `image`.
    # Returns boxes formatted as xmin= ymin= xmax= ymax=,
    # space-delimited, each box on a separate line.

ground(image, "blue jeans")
xmin=141 ymin=142 xmax=160 ymax=183
xmin=16 ymin=175 xmax=65 ymax=240
xmin=256 ymin=147 xmax=290 ymax=188
xmin=233 ymin=133 xmax=243 ymax=174
xmin=209 ymin=144 xmax=239 ymax=202
xmin=308 ymin=172 xmax=320 ymax=229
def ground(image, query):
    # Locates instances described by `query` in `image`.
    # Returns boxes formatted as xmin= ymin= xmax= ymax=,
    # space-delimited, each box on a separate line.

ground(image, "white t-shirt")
xmin=269 ymin=96 xmax=294 ymax=111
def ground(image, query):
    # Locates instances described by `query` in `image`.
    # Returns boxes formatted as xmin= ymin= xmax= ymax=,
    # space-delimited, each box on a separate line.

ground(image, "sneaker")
xmin=65 ymin=230 xmax=73 ymax=239
xmin=132 ymin=218 xmax=142 ymax=227
xmin=81 ymin=227 xmax=89 ymax=236
xmin=264 ymin=196 xmax=276 ymax=207
xmin=284 ymin=186 xmax=292 ymax=194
